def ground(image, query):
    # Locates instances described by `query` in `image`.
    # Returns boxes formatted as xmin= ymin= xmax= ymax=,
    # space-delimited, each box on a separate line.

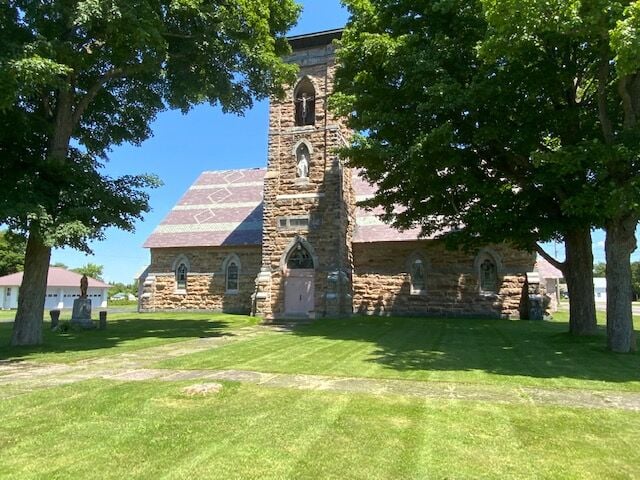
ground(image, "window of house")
xmin=176 ymin=263 xmax=188 ymax=291
xmin=6 ymin=288 xmax=11 ymax=296
xmin=479 ymin=258 xmax=498 ymax=293
xmin=226 ymin=261 xmax=239 ymax=292
xmin=411 ymin=259 xmax=426 ymax=294
xmin=294 ymin=78 xmax=316 ymax=126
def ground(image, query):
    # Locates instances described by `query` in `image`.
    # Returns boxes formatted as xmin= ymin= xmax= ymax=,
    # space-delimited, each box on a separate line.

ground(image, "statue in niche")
xmin=296 ymin=150 xmax=309 ymax=178
xmin=295 ymin=91 xmax=315 ymax=126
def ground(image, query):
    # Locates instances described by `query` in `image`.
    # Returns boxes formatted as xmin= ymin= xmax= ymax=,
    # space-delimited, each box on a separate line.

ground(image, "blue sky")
xmin=51 ymin=1 xmax=350 ymax=283
xmin=50 ymin=0 xmax=636 ymax=283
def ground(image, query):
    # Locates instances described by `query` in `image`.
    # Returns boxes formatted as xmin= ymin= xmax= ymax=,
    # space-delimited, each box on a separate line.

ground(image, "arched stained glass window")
xmin=480 ymin=258 xmax=498 ymax=293
xmin=287 ymin=243 xmax=314 ymax=269
xmin=226 ymin=261 xmax=239 ymax=292
xmin=411 ymin=259 xmax=426 ymax=293
xmin=176 ymin=263 xmax=188 ymax=290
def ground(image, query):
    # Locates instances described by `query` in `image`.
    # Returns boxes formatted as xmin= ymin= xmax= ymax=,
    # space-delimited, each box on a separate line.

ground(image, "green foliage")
xmin=0 ymin=0 xmax=301 ymax=249
xmin=71 ymin=263 xmax=104 ymax=281
xmin=0 ymin=230 xmax=26 ymax=276
xmin=594 ymin=262 xmax=607 ymax=277
xmin=333 ymin=0 xmax=640 ymax=250
xmin=107 ymin=282 xmax=137 ymax=297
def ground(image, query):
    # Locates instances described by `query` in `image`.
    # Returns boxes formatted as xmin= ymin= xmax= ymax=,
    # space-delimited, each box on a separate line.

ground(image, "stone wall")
xmin=140 ymin=246 xmax=260 ymax=313
xmin=352 ymin=241 xmax=535 ymax=319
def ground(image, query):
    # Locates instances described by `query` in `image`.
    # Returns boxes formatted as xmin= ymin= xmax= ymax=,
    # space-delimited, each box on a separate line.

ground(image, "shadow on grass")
xmin=287 ymin=316 xmax=639 ymax=385
xmin=0 ymin=314 xmax=249 ymax=362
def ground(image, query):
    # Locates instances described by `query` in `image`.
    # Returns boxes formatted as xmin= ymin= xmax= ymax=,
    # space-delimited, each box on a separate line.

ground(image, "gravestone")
xmin=49 ymin=309 xmax=60 ymax=330
xmin=526 ymin=272 xmax=544 ymax=321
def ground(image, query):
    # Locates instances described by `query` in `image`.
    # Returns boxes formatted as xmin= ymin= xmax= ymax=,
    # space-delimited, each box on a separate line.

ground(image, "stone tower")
xmin=253 ymin=29 xmax=354 ymax=320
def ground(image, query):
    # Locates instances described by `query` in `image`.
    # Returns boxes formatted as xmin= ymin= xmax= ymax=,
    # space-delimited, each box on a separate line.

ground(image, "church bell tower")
xmin=253 ymin=29 xmax=354 ymax=320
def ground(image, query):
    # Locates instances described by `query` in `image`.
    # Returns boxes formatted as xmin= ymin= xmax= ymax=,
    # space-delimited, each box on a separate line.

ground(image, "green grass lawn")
xmin=159 ymin=313 xmax=640 ymax=392
xmin=1 ymin=379 xmax=638 ymax=479
xmin=0 ymin=311 xmax=257 ymax=363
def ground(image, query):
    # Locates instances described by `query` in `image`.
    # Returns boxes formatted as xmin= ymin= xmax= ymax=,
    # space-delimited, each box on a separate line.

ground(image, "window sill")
xmin=174 ymin=289 xmax=187 ymax=295
xmin=479 ymin=291 xmax=499 ymax=298
xmin=410 ymin=290 xmax=427 ymax=296
xmin=225 ymin=289 xmax=239 ymax=295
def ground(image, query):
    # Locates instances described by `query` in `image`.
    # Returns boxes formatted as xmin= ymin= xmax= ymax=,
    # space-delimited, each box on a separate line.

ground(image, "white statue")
xmin=296 ymin=92 xmax=315 ymax=125
xmin=297 ymin=151 xmax=309 ymax=178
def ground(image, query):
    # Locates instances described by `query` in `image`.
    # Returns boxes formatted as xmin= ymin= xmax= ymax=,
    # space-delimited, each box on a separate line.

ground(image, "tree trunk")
xmin=605 ymin=215 xmax=638 ymax=353
xmin=10 ymin=228 xmax=51 ymax=346
xmin=563 ymin=227 xmax=598 ymax=335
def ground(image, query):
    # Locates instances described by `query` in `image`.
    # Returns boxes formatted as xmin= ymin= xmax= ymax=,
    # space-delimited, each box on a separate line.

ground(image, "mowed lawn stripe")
xmin=160 ymin=316 xmax=640 ymax=392
xmin=2 ymin=380 xmax=640 ymax=479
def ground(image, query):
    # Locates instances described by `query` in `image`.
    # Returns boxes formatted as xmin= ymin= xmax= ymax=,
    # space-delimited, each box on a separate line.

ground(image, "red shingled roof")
xmin=0 ymin=267 xmax=110 ymax=288
xmin=144 ymin=167 xmax=430 ymax=249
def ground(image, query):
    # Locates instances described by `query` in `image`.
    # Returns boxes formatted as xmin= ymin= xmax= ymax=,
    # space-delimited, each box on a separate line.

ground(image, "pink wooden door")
xmin=284 ymin=270 xmax=314 ymax=315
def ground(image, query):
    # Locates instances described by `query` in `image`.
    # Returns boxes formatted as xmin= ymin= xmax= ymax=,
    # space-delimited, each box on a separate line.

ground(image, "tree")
xmin=0 ymin=1 xmax=300 ymax=346
xmin=0 ymin=230 xmax=26 ymax=277
xmin=51 ymin=262 xmax=69 ymax=269
xmin=71 ymin=263 xmax=103 ymax=281
xmin=333 ymin=0 xmax=599 ymax=337
xmin=334 ymin=0 xmax=640 ymax=351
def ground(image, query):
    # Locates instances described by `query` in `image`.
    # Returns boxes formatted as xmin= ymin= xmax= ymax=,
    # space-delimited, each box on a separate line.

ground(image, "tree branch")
xmin=72 ymin=68 xmax=125 ymax=126
xmin=618 ymin=75 xmax=637 ymax=130
xmin=534 ymin=243 xmax=565 ymax=272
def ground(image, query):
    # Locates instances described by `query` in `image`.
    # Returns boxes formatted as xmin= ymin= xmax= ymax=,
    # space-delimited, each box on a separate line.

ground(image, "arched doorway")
xmin=284 ymin=241 xmax=315 ymax=316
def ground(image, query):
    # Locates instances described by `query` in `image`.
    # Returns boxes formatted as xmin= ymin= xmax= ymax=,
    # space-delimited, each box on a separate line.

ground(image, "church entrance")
xmin=284 ymin=242 xmax=315 ymax=317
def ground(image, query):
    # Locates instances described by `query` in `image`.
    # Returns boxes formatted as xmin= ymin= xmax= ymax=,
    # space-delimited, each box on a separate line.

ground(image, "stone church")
xmin=140 ymin=29 xmax=535 ymax=320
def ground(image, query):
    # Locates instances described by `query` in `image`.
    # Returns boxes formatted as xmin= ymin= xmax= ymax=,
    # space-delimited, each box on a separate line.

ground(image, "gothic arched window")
xmin=479 ymin=258 xmax=498 ymax=293
xmin=296 ymin=143 xmax=310 ymax=179
xmin=287 ymin=243 xmax=314 ymax=269
xmin=226 ymin=261 xmax=239 ymax=292
xmin=411 ymin=258 xmax=426 ymax=294
xmin=294 ymin=78 xmax=315 ymax=126
xmin=176 ymin=263 xmax=188 ymax=290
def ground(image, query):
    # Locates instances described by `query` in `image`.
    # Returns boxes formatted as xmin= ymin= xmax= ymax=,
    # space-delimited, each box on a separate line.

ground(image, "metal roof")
xmin=0 ymin=267 xmax=110 ymax=288
xmin=144 ymin=168 xmax=425 ymax=249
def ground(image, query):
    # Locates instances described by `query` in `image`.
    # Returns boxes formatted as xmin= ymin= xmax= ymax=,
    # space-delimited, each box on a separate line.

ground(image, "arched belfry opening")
xmin=294 ymin=77 xmax=316 ymax=126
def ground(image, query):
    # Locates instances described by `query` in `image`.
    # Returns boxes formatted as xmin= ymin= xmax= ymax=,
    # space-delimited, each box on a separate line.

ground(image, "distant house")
xmin=535 ymin=257 xmax=564 ymax=311
xmin=0 ymin=267 xmax=109 ymax=310
xmin=594 ymin=277 xmax=607 ymax=302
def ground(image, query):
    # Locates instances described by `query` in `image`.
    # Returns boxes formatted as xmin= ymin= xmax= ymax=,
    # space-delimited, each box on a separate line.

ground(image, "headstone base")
xmin=71 ymin=298 xmax=95 ymax=329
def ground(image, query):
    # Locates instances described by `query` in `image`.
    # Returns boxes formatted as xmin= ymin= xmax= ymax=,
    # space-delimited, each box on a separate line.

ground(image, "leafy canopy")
xmin=0 ymin=0 xmax=300 ymax=249
xmin=333 ymin=0 xmax=640 ymax=250
xmin=0 ymin=230 xmax=26 ymax=277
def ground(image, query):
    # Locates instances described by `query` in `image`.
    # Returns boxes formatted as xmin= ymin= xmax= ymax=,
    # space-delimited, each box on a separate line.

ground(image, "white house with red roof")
xmin=0 ymin=267 xmax=109 ymax=310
